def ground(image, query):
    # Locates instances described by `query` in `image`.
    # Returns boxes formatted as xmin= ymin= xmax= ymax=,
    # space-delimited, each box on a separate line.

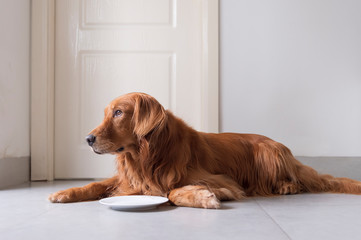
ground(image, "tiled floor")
xmin=1 ymin=181 xmax=361 ymax=240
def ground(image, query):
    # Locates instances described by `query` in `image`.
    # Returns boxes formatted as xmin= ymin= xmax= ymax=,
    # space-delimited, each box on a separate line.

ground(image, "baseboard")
xmin=0 ymin=157 xmax=29 ymax=189
xmin=296 ymin=156 xmax=361 ymax=181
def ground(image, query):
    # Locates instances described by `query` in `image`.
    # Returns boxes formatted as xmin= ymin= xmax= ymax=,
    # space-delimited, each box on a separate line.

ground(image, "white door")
xmin=54 ymin=0 xmax=218 ymax=179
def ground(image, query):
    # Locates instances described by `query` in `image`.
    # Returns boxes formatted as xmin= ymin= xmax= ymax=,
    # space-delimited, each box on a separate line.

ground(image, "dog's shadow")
xmin=110 ymin=205 xmax=177 ymax=213
xmin=109 ymin=201 xmax=237 ymax=213
xmin=218 ymin=205 xmax=234 ymax=210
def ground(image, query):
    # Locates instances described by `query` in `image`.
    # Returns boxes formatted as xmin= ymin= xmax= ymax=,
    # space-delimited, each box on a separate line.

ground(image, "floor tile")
xmin=5 ymin=181 xmax=361 ymax=240
xmin=0 ymin=181 xmax=289 ymax=240
xmin=255 ymin=194 xmax=361 ymax=240
xmin=0 ymin=181 xmax=92 ymax=232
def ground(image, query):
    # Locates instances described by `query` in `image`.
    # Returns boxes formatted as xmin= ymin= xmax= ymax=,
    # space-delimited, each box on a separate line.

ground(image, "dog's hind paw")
xmin=276 ymin=181 xmax=301 ymax=195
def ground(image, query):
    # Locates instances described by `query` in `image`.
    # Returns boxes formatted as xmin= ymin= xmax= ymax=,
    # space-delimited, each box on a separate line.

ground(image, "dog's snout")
xmin=86 ymin=134 xmax=96 ymax=146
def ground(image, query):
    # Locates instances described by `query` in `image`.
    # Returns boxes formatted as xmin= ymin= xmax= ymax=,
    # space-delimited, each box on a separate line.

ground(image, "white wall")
xmin=220 ymin=0 xmax=361 ymax=156
xmin=0 ymin=0 xmax=30 ymax=159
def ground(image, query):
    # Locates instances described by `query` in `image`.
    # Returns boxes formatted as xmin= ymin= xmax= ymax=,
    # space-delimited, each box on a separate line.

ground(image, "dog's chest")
xmin=117 ymin=157 xmax=166 ymax=197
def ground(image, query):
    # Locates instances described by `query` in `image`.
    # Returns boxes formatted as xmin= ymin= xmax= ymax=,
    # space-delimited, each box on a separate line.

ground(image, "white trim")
xmin=201 ymin=0 xmax=219 ymax=133
xmin=31 ymin=0 xmax=55 ymax=181
xmin=0 ymin=157 xmax=30 ymax=189
xmin=297 ymin=157 xmax=361 ymax=181
xmin=31 ymin=0 xmax=219 ymax=180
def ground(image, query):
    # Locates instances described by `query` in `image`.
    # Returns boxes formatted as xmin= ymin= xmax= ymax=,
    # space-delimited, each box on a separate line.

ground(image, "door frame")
xmin=31 ymin=0 xmax=219 ymax=181
xmin=31 ymin=0 xmax=55 ymax=181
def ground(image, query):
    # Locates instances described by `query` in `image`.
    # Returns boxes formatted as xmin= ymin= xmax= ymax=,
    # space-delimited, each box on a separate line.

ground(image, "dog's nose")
xmin=86 ymin=134 xmax=96 ymax=146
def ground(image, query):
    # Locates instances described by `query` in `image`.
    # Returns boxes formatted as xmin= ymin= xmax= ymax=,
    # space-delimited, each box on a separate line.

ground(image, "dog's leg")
xmin=169 ymin=175 xmax=246 ymax=209
xmin=168 ymin=185 xmax=221 ymax=209
xmin=48 ymin=176 xmax=118 ymax=203
xmin=196 ymin=174 xmax=246 ymax=201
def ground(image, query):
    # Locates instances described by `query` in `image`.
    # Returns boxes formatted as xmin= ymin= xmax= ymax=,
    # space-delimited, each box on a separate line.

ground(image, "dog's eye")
xmin=113 ymin=110 xmax=123 ymax=117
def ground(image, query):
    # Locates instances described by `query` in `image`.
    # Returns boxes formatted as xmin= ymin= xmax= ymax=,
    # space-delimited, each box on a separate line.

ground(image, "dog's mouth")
xmin=90 ymin=146 xmax=108 ymax=155
xmin=93 ymin=149 xmax=103 ymax=155
xmin=91 ymin=147 xmax=124 ymax=154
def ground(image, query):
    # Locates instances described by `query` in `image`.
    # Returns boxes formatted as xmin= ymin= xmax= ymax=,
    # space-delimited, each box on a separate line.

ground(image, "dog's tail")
xmin=296 ymin=163 xmax=361 ymax=194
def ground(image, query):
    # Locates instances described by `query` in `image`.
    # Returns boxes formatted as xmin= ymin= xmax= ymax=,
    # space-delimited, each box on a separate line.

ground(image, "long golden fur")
xmin=49 ymin=92 xmax=361 ymax=208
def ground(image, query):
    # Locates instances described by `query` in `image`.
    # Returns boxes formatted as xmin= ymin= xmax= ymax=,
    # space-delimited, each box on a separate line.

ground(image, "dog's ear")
xmin=132 ymin=94 xmax=167 ymax=138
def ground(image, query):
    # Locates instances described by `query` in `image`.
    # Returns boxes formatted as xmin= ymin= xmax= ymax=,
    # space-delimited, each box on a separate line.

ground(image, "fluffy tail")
xmin=296 ymin=163 xmax=361 ymax=194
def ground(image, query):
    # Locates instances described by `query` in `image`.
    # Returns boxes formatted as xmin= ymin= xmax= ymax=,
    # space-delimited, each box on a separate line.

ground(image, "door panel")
xmin=83 ymin=0 xmax=172 ymax=26
xmin=55 ymin=0 xmax=209 ymax=178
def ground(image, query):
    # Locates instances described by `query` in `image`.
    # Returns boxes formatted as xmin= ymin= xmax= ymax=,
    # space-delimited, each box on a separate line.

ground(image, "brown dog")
xmin=49 ymin=92 xmax=361 ymax=208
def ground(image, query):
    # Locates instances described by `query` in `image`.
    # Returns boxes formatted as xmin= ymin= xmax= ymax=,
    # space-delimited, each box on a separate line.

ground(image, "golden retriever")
xmin=49 ymin=92 xmax=361 ymax=208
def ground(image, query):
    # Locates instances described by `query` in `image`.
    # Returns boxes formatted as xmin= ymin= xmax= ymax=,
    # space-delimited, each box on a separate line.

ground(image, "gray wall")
xmin=0 ymin=0 xmax=30 ymax=188
xmin=220 ymin=0 xmax=361 ymax=157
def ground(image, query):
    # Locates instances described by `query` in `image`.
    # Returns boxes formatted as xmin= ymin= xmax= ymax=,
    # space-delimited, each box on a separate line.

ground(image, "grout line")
xmin=253 ymin=198 xmax=292 ymax=240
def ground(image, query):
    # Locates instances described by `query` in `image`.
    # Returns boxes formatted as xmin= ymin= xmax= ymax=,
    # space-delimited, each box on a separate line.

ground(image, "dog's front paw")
xmin=198 ymin=190 xmax=221 ymax=209
xmin=48 ymin=190 xmax=75 ymax=203
xmin=169 ymin=187 xmax=221 ymax=209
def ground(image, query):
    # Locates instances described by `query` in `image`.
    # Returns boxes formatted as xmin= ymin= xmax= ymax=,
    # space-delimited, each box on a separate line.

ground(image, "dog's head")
xmin=86 ymin=92 xmax=167 ymax=154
